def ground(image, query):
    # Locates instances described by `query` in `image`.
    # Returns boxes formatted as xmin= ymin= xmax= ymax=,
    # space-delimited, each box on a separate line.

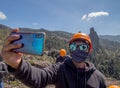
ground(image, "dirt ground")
xmin=105 ymin=78 xmax=120 ymax=87
xmin=4 ymin=77 xmax=120 ymax=88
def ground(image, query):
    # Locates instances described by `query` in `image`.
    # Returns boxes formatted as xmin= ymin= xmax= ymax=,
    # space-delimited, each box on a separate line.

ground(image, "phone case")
xmin=11 ymin=32 xmax=45 ymax=55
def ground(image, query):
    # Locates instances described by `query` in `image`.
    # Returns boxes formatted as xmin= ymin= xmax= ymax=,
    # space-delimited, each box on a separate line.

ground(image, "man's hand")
xmin=1 ymin=29 xmax=23 ymax=69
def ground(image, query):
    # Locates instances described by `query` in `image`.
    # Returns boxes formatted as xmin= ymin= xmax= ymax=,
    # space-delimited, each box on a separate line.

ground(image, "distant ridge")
xmin=0 ymin=24 xmax=12 ymax=30
xmin=100 ymin=35 xmax=120 ymax=42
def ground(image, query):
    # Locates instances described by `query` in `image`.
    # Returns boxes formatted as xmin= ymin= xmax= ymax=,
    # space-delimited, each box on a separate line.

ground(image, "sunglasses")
xmin=69 ymin=43 xmax=89 ymax=52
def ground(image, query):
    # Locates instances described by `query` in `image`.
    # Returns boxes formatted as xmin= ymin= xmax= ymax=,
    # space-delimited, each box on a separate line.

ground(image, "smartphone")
xmin=11 ymin=32 xmax=46 ymax=55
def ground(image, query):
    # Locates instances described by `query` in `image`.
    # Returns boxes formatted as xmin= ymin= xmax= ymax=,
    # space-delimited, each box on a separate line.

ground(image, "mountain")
xmin=0 ymin=24 xmax=120 ymax=81
xmin=100 ymin=35 xmax=120 ymax=42
xmin=0 ymin=24 xmax=12 ymax=30
xmin=100 ymin=38 xmax=120 ymax=51
xmin=89 ymin=27 xmax=120 ymax=80
xmin=1 ymin=24 xmax=120 ymax=86
xmin=89 ymin=27 xmax=101 ymax=51
xmin=99 ymin=34 xmax=120 ymax=51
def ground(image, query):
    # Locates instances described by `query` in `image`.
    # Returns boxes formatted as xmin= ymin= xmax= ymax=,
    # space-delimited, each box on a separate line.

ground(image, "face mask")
xmin=69 ymin=43 xmax=89 ymax=63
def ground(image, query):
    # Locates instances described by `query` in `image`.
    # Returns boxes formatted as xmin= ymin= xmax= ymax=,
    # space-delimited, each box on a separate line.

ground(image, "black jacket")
xmin=8 ymin=58 xmax=106 ymax=88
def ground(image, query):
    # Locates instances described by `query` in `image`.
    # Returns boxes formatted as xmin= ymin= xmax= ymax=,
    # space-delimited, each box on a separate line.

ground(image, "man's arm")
xmin=0 ymin=29 xmax=60 ymax=88
xmin=8 ymin=60 xmax=60 ymax=88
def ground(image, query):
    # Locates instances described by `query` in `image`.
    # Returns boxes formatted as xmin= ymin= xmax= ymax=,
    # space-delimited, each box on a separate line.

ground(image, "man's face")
xmin=69 ymin=39 xmax=90 ymax=63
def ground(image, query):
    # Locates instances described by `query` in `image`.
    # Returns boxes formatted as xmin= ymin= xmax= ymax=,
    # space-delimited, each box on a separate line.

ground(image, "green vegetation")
xmin=0 ymin=25 xmax=120 ymax=87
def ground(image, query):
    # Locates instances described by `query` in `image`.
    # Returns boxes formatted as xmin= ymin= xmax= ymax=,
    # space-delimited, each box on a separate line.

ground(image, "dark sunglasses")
xmin=69 ymin=43 xmax=89 ymax=52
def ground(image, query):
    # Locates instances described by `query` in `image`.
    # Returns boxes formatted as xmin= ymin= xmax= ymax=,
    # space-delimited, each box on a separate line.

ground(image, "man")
xmin=1 ymin=29 xmax=106 ymax=88
xmin=56 ymin=49 xmax=68 ymax=63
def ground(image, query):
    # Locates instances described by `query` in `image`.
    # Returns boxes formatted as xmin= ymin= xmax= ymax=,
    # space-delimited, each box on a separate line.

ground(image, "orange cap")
xmin=60 ymin=49 xmax=66 ymax=57
xmin=69 ymin=33 xmax=92 ymax=53
xmin=108 ymin=85 xmax=120 ymax=88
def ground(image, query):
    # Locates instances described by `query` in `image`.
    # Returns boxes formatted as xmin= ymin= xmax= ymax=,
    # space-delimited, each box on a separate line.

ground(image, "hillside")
xmin=0 ymin=25 xmax=120 ymax=87
xmin=100 ymin=35 xmax=120 ymax=42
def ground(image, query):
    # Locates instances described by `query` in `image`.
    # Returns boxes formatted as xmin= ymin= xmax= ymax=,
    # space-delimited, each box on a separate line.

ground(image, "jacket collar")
xmin=64 ymin=58 xmax=96 ymax=73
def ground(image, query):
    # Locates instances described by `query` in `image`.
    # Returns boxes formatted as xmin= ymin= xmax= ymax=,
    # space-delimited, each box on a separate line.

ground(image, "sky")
xmin=0 ymin=0 xmax=120 ymax=35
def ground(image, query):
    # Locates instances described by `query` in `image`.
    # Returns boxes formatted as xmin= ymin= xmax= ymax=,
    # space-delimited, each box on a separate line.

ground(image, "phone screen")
xmin=11 ymin=32 xmax=45 ymax=55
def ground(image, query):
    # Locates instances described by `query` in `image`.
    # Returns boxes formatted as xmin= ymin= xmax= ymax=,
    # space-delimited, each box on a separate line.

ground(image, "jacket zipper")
xmin=77 ymin=72 xmax=79 ymax=88
xmin=77 ymin=71 xmax=87 ymax=88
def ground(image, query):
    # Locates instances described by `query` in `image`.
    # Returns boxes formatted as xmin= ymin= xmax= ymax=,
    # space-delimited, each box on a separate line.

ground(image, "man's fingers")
xmin=11 ymin=28 xmax=19 ymax=32
xmin=4 ymin=35 xmax=20 ymax=46
xmin=18 ymin=53 xmax=23 ymax=56
xmin=3 ymin=43 xmax=22 ymax=52
xmin=4 ymin=28 xmax=20 ymax=46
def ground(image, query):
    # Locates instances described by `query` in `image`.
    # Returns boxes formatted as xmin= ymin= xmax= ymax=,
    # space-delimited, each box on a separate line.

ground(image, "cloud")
xmin=81 ymin=14 xmax=87 ymax=20
xmin=32 ymin=22 xmax=39 ymax=26
xmin=81 ymin=11 xmax=109 ymax=21
xmin=0 ymin=11 xmax=7 ymax=20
